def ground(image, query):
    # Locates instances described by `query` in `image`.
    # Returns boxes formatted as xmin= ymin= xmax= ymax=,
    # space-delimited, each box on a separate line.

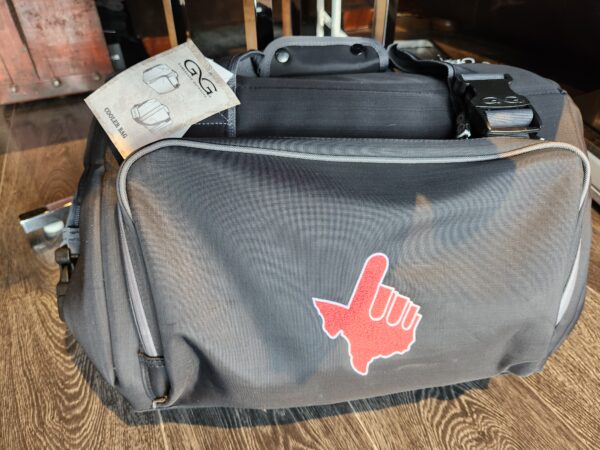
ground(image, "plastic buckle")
xmin=455 ymin=74 xmax=541 ymax=138
xmin=55 ymin=245 xmax=77 ymax=321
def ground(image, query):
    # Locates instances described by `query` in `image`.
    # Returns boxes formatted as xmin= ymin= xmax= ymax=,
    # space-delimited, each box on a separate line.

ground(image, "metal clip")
xmin=454 ymin=74 xmax=541 ymax=138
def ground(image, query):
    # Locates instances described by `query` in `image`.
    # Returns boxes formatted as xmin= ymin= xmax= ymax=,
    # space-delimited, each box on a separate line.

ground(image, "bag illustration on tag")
xmin=130 ymin=99 xmax=172 ymax=131
xmin=143 ymin=64 xmax=180 ymax=94
xmin=313 ymin=253 xmax=422 ymax=375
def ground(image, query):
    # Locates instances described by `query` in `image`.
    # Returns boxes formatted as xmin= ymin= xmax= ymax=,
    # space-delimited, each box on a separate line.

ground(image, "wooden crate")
xmin=0 ymin=0 xmax=112 ymax=104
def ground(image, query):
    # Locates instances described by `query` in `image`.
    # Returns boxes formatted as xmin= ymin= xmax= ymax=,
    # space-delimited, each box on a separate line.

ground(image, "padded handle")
xmin=258 ymin=37 xmax=389 ymax=77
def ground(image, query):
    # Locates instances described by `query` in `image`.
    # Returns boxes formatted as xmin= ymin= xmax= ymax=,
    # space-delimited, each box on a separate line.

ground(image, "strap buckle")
xmin=55 ymin=245 xmax=78 ymax=321
xmin=454 ymin=74 xmax=541 ymax=138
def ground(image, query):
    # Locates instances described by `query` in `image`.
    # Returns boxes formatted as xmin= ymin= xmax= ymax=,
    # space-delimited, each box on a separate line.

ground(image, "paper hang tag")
xmin=207 ymin=58 xmax=234 ymax=83
xmin=85 ymin=41 xmax=239 ymax=158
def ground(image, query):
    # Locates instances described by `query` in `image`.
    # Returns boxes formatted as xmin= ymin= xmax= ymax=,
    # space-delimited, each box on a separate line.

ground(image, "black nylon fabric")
xmin=188 ymin=63 xmax=565 ymax=141
xmin=61 ymin=41 xmax=589 ymax=411
xmin=121 ymin=140 xmax=586 ymax=409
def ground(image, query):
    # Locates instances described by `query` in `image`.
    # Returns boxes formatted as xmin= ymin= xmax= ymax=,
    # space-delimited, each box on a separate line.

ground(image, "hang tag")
xmin=85 ymin=41 xmax=239 ymax=158
xmin=207 ymin=58 xmax=234 ymax=83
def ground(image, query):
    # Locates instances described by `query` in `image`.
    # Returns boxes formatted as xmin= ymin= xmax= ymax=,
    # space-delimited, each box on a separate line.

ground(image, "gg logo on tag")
xmin=182 ymin=59 xmax=218 ymax=96
xmin=85 ymin=41 xmax=239 ymax=158
xmin=313 ymin=253 xmax=422 ymax=375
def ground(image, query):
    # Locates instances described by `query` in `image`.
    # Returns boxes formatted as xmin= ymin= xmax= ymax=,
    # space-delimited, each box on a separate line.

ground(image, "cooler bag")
xmin=56 ymin=37 xmax=591 ymax=411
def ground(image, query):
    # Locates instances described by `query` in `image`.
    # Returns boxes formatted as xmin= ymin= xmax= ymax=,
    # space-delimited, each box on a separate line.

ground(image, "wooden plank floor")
xmin=1 ymin=96 xmax=599 ymax=450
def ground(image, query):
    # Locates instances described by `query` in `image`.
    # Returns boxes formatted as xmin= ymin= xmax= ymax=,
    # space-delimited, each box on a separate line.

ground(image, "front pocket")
xmin=116 ymin=137 xmax=589 ymax=408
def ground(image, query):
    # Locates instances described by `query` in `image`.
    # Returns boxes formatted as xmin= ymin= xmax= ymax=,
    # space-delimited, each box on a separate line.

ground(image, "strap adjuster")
xmin=455 ymin=74 xmax=541 ymax=138
xmin=55 ymin=245 xmax=78 ymax=321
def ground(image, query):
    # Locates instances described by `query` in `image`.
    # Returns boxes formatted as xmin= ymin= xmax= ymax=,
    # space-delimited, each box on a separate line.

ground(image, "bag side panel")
xmin=62 ymin=124 xmax=115 ymax=386
xmin=63 ymin=123 xmax=153 ymax=410
xmin=100 ymin=149 xmax=155 ymax=409
xmin=545 ymin=196 xmax=592 ymax=357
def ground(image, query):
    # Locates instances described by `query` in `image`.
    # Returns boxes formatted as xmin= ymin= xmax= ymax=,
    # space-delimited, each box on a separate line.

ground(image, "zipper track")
xmin=116 ymin=138 xmax=590 ymax=358
xmin=118 ymin=209 xmax=158 ymax=356
xmin=118 ymin=139 xmax=590 ymax=218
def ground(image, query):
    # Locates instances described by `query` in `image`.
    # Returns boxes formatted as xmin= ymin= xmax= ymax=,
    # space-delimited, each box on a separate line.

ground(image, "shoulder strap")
xmin=388 ymin=44 xmax=541 ymax=138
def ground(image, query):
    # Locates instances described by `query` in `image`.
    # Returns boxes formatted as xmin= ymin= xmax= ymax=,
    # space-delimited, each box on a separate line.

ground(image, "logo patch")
xmin=313 ymin=253 xmax=422 ymax=375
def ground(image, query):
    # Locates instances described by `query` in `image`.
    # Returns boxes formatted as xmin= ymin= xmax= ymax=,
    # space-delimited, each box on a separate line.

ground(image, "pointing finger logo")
xmin=313 ymin=253 xmax=422 ymax=375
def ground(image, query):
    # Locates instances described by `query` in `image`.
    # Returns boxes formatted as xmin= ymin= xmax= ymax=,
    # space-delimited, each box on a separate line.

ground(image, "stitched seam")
xmin=188 ymin=145 xmax=562 ymax=160
xmin=238 ymin=85 xmax=448 ymax=94
xmin=237 ymin=85 xmax=561 ymax=96
xmin=140 ymin=359 xmax=166 ymax=368
xmin=212 ymin=136 xmax=492 ymax=143
xmin=172 ymin=137 xmax=560 ymax=159
xmin=139 ymin=352 xmax=166 ymax=367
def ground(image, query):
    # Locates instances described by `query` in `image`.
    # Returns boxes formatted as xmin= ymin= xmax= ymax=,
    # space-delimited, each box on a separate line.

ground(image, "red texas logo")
xmin=313 ymin=253 xmax=422 ymax=375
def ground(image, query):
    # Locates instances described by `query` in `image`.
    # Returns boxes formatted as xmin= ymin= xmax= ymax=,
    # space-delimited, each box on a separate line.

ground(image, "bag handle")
xmin=258 ymin=36 xmax=388 ymax=77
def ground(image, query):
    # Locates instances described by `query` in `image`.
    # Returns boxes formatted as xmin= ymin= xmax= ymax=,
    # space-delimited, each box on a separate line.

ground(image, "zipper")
xmin=118 ymin=209 xmax=159 ymax=356
xmin=115 ymin=138 xmax=590 ymax=360
xmin=118 ymin=139 xmax=590 ymax=218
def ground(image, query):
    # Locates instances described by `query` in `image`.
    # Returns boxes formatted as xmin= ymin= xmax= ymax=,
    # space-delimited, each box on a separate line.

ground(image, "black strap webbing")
xmin=387 ymin=44 xmax=540 ymax=138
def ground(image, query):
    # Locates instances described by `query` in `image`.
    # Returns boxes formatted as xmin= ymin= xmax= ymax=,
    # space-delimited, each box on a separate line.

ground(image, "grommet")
xmin=92 ymin=72 xmax=101 ymax=81
xmin=350 ymin=44 xmax=365 ymax=56
xmin=52 ymin=78 xmax=62 ymax=87
xmin=275 ymin=49 xmax=290 ymax=64
xmin=9 ymin=84 xmax=17 ymax=93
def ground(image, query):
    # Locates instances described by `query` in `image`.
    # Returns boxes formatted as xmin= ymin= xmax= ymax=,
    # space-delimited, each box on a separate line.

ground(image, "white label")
xmin=207 ymin=58 xmax=234 ymax=83
xmin=85 ymin=41 xmax=239 ymax=158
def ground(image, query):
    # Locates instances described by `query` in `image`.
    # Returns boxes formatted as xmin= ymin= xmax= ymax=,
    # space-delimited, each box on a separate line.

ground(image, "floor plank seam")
xmin=157 ymin=411 xmax=171 ymax=450
xmin=346 ymin=402 xmax=379 ymax=449
xmin=0 ymin=106 xmax=15 ymax=198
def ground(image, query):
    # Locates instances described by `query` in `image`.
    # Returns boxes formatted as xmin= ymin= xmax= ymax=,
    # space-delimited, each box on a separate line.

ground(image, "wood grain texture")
xmin=0 ymin=97 xmax=599 ymax=449
xmin=0 ymin=99 xmax=166 ymax=449
xmin=242 ymin=0 xmax=258 ymax=51
xmin=0 ymin=0 xmax=111 ymax=104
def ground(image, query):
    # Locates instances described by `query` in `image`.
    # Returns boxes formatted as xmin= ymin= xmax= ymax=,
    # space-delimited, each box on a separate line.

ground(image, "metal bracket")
xmin=19 ymin=196 xmax=73 ymax=252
